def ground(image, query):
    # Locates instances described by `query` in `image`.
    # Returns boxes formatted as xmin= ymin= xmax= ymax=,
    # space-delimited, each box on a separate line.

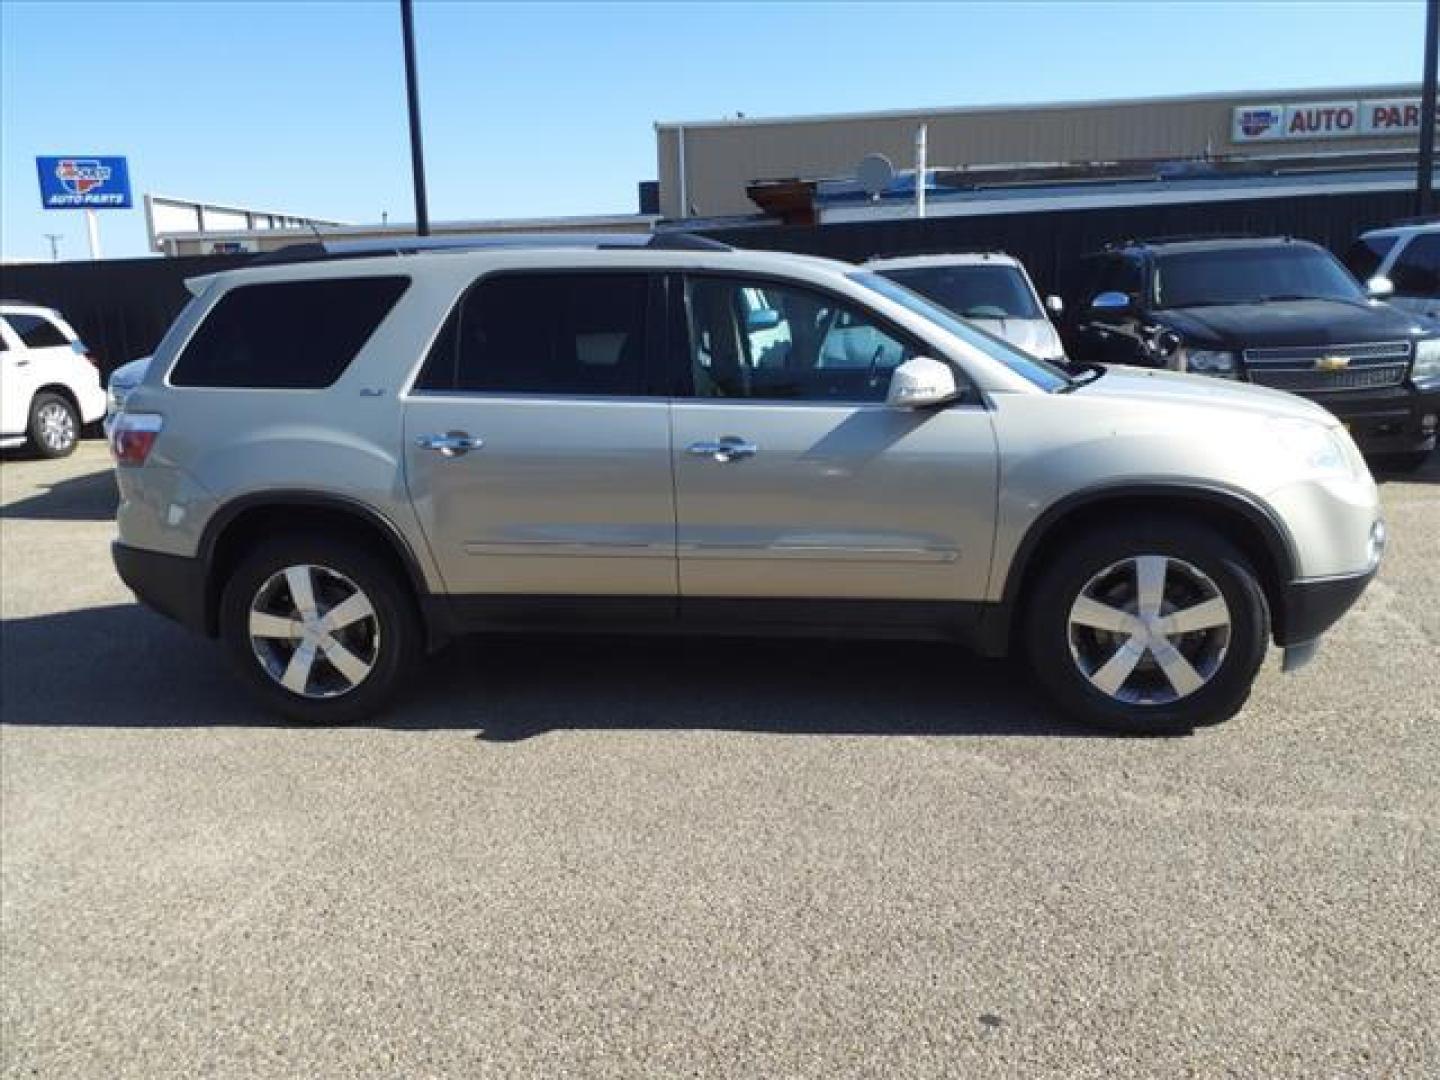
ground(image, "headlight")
xmin=1413 ymin=338 xmax=1440 ymax=385
xmin=1269 ymin=417 xmax=1354 ymax=479
xmin=1185 ymin=349 xmax=1238 ymax=376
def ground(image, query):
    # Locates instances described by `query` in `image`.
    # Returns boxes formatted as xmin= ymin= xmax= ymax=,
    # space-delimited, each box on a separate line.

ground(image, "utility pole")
xmin=43 ymin=233 xmax=62 ymax=262
xmin=399 ymin=0 xmax=430 ymax=236
xmin=1419 ymin=0 xmax=1438 ymax=216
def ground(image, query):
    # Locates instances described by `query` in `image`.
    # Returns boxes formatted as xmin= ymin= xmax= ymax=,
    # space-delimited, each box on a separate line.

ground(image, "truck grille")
xmin=1242 ymin=341 xmax=1411 ymax=393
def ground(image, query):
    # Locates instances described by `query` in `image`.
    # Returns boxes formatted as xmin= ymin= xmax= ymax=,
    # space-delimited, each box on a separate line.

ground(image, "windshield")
xmin=1154 ymin=246 xmax=1365 ymax=308
xmin=878 ymin=264 xmax=1043 ymax=320
xmin=850 ymin=271 xmax=1072 ymax=392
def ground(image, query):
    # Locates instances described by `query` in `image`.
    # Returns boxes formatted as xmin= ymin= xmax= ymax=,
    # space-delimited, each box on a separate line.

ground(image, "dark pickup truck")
xmin=1063 ymin=236 xmax=1439 ymax=470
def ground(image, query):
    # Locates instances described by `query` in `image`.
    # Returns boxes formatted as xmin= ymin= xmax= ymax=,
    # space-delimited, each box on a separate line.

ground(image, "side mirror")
xmin=1088 ymin=291 xmax=1132 ymax=319
xmin=1366 ymin=275 xmax=1395 ymax=299
xmin=745 ymin=308 xmax=782 ymax=331
xmin=1045 ymin=295 xmax=1064 ymax=317
xmin=886 ymin=356 xmax=960 ymax=409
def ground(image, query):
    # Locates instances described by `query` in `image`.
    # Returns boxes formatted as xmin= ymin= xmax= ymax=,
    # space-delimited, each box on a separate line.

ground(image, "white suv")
xmin=109 ymin=235 xmax=1384 ymax=734
xmin=1 ymin=301 xmax=106 ymax=457
xmin=1345 ymin=220 xmax=1440 ymax=324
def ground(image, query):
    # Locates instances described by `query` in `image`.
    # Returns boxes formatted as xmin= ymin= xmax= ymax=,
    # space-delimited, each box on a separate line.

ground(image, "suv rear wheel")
xmin=219 ymin=535 xmax=421 ymax=723
xmin=1025 ymin=517 xmax=1269 ymax=734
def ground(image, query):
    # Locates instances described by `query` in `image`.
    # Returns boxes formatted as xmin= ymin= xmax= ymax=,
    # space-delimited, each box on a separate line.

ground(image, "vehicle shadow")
xmin=1372 ymin=456 xmax=1440 ymax=485
xmin=0 ymin=603 xmax=1101 ymax=740
xmin=0 ymin=467 xmax=118 ymax=521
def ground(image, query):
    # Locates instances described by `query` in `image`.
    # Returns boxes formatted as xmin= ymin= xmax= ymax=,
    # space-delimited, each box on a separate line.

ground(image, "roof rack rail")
xmin=249 ymin=231 xmax=732 ymax=267
xmin=1383 ymin=214 xmax=1440 ymax=227
xmin=1105 ymin=232 xmax=1273 ymax=249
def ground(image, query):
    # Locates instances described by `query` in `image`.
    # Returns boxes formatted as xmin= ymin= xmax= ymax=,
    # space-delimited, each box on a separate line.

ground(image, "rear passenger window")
xmin=5 ymin=313 xmax=71 ymax=349
xmin=169 ymin=277 xmax=409 ymax=389
xmin=1389 ymin=234 xmax=1440 ymax=298
xmin=414 ymin=273 xmax=650 ymax=395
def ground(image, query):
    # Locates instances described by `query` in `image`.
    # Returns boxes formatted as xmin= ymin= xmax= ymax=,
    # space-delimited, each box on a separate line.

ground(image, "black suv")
xmin=1062 ymin=236 xmax=1440 ymax=468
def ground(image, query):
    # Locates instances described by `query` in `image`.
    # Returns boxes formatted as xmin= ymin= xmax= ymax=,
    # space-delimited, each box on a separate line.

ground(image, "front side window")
xmin=415 ymin=273 xmax=650 ymax=395
xmin=1388 ymin=234 xmax=1440 ymax=298
xmin=1343 ymin=235 xmax=1398 ymax=281
xmin=882 ymin=265 xmax=1042 ymax=320
xmin=1153 ymin=246 xmax=1365 ymax=309
xmin=4 ymin=313 xmax=70 ymax=349
xmin=170 ymin=277 xmax=409 ymax=388
xmin=685 ymin=276 xmax=913 ymax=402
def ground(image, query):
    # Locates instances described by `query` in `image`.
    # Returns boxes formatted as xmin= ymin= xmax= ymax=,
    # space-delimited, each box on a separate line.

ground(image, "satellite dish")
xmin=856 ymin=154 xmax=896 ymax=199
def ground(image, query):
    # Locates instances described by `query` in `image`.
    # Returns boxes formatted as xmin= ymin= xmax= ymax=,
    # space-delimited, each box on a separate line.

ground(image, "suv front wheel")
xmin=219 ymin=535 xmax=421 ymax=723
xmin=1025 ymin=517 xmax=1270 ymax=734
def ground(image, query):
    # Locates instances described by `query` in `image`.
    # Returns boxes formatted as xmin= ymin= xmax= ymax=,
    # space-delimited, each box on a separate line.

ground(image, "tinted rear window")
xmin=170 ymin=277 xmax=409 ymax=388
xmin=414 ymin=272 xmax=650 ymax=395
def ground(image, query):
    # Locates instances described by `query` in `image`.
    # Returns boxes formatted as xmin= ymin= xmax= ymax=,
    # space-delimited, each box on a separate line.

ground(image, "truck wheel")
xmin=219 ymin=535 xmax=422 ymax=724
xmin=28 ymin=392 xmax=79 ymax=458
xmin=1025 ymin=517 xmax=1270 ymax=735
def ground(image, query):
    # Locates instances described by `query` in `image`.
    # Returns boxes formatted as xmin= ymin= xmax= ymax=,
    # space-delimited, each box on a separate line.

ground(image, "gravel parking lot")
xmin=2 ymin=442 xmax=1437 ymax=1078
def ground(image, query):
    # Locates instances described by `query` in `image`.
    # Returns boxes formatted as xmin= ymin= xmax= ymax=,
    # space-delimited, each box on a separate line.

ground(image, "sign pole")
xmin=1418 ymin=0 xmax=1438 ymax=217
xmin=85 ymin=209 xmax=101 ymax=260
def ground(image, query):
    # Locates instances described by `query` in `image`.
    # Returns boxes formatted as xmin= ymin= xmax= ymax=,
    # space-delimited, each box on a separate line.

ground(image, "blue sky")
xmin=1 ymin=0 xmax=1427 ymax=262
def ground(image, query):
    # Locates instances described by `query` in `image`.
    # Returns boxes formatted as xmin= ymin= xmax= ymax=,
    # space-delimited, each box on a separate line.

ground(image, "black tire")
xmin=27 ymin=392 xmax=79 ymax=458
xmin=219 ymin=534 xmax=422 ymax=724
xmin=1371 ymin=449 xmax=1433 ymax=475
xmin=1024 ymin=516 xmax=1270 ymax=735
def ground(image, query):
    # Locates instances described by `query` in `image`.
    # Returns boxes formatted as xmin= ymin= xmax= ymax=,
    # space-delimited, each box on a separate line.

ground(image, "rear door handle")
xmin=687 ymin=436 xmax=758 ymax=462
xmin=416 ymin=431 xmax=484 ymax=457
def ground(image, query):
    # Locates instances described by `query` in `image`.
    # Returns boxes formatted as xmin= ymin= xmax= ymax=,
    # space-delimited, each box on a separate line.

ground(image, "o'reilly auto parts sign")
xmin=1232 ymin=97 xmax=1433 ymax=143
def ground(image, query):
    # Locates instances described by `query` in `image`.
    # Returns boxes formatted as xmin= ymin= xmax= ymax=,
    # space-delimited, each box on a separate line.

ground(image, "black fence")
xmin=1 ymin=253 xmax=248 ymax=378
xmin=705 ymin=188 xmax=1416 ymax=298
xmin=0 ymin=187 xmax=1414 ymax=379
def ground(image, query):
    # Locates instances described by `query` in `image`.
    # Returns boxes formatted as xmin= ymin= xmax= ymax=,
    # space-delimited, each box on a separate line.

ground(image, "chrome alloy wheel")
xmin=36 ymin=401 xmax=76 ymax=452
xmin=248 ymin=564 xmax=380 ymax=699
xmin=1067 ymin=555 xmax=1232 ymax=705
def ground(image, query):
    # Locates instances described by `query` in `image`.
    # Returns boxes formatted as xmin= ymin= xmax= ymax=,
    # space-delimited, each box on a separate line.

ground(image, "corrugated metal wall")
xmin=702 ymin=188 xmax=1417 ymax=298
xmin=0 ymin=254 xmax=248 ymax=378
xmin=658 ymin=85 xmax=1423 ymax=218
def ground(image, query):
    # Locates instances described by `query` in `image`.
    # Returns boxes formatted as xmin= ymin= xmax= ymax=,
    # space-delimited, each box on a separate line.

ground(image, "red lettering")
xmin=1289 ymin=109 xmax=1311 ymax=133
xmin=1404 ymin=103 xmax=1420 ymax=126
xmin=1336 ymin=106 xmax=1354 ymax=129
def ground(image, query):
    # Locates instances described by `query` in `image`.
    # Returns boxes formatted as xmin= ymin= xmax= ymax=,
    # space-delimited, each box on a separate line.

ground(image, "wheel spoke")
xmin=320 ymin=637 xmax=371 ymax=687
xmin=1071 ymin=596 xmax=1141 ymax=635
xmin=1159 ymin=596 xmax=1229 ymax=636
xmin=1149 ymin=638 xmax=1205 ymax=697
xmin=285 ymin=566 xmax=318 ymax=619
xmin=281 ymin=640 xmax=317 ymax=694
xmin=320 ymin=591 xmax=374 ymax=633
xmin=1134 ymin=556 xmax=1168 ymax=619
xmin=249 ymin=611 xmax=297 ymax=639
xmin=1088 ymin=635 xmax=1146 ymax=696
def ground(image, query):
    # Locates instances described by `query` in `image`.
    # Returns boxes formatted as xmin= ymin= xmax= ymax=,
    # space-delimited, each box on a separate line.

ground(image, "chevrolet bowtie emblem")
xmin=1315 ymin=355 xmax=1351 ymax=372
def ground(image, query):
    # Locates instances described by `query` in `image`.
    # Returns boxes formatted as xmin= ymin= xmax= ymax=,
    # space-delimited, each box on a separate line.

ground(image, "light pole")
xmin=399 ymin=0 xmax=430 ymax=236
xmin=1419 ymin=0 xmax=1438 ymax=217
xmin=43 ymin=233 xmax=62 ymax=262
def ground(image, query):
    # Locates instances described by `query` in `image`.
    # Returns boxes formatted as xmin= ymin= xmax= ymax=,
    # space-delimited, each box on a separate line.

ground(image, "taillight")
xmin=111 ymin=413 xmax=163 ymax=466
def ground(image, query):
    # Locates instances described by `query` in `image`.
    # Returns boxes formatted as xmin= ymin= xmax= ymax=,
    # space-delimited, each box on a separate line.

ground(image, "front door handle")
xmin=416 ymin=431 xmax=484 ymax=457
xmin=687 ymin=436 xmax=758 ymax=462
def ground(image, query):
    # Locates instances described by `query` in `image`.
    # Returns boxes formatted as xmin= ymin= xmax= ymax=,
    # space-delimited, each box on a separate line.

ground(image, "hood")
xmin=1075 ymin=364 xmax=1336 ymax=425
xmin=1157 ymin=298 xmax=1427 ymax=349
xmin=968 ymin=316 xmax=1066 ymax=360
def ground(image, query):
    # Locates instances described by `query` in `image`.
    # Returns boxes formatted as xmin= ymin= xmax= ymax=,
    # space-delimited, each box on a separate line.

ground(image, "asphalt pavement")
xmin=2 ymin=442 xmax=1437 ymax=1078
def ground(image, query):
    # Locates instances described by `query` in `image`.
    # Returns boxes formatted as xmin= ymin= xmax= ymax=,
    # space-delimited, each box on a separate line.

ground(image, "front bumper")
xmin=112 ymin=542 xmax=210 ymax=636
xmin=1276 ymin=568 xmax=1376 ymax=648
xmin=1287 ymin=382 xmax=1440 ymax=455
